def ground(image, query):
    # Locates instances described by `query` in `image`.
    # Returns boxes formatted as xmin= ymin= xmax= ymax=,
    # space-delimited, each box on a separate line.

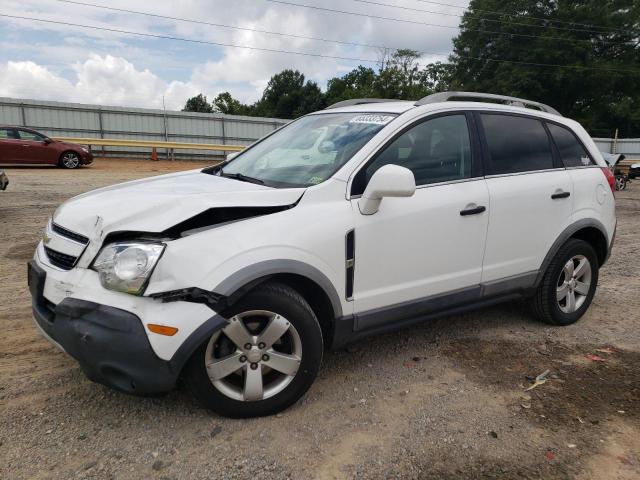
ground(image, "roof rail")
xmin=415 ymin=91 xmax=561 ymax=116
xmin=325 ymin=98 xmax=400 ymax=110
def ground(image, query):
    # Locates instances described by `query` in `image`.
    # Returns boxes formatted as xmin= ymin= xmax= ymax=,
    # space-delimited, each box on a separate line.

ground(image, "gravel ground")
xmin=1 ymin=159 xmax=639 ymax=479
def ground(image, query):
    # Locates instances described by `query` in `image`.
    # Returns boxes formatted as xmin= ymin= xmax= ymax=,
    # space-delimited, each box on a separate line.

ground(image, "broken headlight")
xmin=92 ymin=242 xmax=165 ymax=295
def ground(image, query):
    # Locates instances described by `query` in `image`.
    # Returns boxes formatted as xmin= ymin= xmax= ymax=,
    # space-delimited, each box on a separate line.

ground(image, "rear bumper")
xmin=30 ymin=259 xmax=179 ymax=394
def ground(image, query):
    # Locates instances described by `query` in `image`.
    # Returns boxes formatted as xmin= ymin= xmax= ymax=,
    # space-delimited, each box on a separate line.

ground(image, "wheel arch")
xmin=535 ymin=219 xmax=610 ymax=287
xmin=164 ymin=261 xmax=343 ymax=375
xmin=215 ymin=260 xmax=343 ymax=344
xmin=570 ymin=227 xmax=608 ymax=267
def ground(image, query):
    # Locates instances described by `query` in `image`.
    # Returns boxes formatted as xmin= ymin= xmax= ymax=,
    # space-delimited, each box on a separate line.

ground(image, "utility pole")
xmin=162 ymin=95 xmax=172 ymax=160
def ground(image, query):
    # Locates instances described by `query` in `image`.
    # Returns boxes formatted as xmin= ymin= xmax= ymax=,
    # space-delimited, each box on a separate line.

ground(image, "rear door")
xmin=545 ymin=122 xmax=612 ymax=232
xmin=0 ymin=128 xmax=21 ymax=163
xmin=478 ymin=112 xmax=573 ymax=284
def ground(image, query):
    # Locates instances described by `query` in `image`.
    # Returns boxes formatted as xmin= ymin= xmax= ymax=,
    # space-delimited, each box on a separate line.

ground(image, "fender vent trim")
xmin=345 ymin=229 xmax=355 ymax=300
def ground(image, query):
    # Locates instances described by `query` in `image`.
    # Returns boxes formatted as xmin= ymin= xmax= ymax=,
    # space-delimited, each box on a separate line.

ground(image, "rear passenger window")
xmin=481 ymin=114 xmax=554 ymax=174
xmin=547 ymin=123 xmax=593 ymax=167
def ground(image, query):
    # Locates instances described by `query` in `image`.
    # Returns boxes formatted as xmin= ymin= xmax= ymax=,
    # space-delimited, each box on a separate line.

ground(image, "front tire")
xmin=183 ymin=282 xmax=323 ymax=417
xmin=59 ymin=152 xmax=80 ymax=169
xmin=531 ymin=239 xmax=599 ymax=326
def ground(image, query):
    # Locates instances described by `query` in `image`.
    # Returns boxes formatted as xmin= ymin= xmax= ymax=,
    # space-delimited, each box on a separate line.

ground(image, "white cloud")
xmin=0 ymin=55 xmax=196 ymax=109
xmin=0 ymin=61 xmax=75 ymax=100
xmin=0 ymin=0 xmax=470 ymax=109
xmin=73 ymin=55 xmax=167 ymax=106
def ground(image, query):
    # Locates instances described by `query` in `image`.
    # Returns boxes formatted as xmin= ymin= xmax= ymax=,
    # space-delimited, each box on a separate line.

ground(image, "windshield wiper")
xmin=219 ymin=171 xmax=265 ymax=185
xmin=201 ymin=160 xmax=229 ymax=175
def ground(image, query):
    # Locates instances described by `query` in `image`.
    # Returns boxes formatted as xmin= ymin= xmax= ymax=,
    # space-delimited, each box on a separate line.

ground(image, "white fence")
xmin=594 ymin=138 xmax=640 ymax=159
xmin=0 ymin=97 xmax=289 ymax=159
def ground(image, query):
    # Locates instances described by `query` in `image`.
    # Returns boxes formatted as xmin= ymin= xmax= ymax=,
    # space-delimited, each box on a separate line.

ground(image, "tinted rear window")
xmin=547 ymin=123 xmax=594 ymax=167
xmin=481 ymin=114 xmax=554 ymax=174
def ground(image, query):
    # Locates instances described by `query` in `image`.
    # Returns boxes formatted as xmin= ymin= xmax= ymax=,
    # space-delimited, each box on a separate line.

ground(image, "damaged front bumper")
xmin=28 ymin=259 xmax=227 ymax=395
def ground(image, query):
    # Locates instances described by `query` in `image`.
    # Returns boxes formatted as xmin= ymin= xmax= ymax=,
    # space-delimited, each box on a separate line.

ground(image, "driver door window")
xmin=352 ymin=114 xmax=472 ymax=194
xmin=17 ymin=130 xmax=45 ymax=142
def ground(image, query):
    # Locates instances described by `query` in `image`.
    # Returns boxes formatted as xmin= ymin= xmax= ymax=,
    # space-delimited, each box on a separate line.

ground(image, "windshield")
xmin=220 ymin=112 xmax=397 ymax=188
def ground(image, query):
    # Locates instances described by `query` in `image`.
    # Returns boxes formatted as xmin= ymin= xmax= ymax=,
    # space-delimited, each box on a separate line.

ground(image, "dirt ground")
xmin=1 ymin=159 xmax=639 ymax=480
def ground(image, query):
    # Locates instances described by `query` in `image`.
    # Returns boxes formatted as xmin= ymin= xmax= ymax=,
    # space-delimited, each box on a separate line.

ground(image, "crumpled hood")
xmin=53 ymin=169 xmax=305 ymax=237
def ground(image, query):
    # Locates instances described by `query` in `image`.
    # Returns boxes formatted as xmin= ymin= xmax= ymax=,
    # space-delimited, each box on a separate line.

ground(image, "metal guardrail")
xmin=52 ymin=137 xmax=246 ymax=152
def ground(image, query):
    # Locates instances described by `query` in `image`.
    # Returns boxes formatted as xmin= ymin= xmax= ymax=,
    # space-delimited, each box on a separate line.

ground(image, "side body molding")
xmin=332 ymin=219 xmax=612 ymax=350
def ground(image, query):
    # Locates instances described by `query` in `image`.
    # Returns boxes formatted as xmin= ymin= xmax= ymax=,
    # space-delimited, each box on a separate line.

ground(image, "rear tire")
xmin=183 ymin=282 xmax=323 ymax=417
xmin=531 ymin=239 xmax=599 ymax=326
xmin=59 ymin=152 xmax=80 ymax=169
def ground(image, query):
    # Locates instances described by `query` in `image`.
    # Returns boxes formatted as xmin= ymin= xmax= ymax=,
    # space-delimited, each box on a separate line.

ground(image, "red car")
xmin=0 ymin=126 xmax=93 ymax=168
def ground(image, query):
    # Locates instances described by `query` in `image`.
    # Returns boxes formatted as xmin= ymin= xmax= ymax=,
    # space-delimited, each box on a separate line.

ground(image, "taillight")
xmin=601 ymin=167 xmax=615 ymax=194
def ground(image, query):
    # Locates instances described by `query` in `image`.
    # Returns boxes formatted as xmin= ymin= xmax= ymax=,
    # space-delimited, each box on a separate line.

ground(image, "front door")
xmin=349 ymin=113 xmax=490 ymax=330
xmin=16 ymin=129 xmax=56 ymax=164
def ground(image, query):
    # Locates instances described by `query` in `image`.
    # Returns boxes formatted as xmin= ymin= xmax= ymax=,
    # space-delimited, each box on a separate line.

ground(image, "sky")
xmin=0 ymin=0 xmax=470 ymax=110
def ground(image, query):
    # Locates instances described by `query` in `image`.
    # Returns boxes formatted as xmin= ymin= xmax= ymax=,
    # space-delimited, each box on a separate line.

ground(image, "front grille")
xmin=44 ymin=246 xmax=77 ymax=270
xmin=52 ymin=223 xmax=89 ymax=245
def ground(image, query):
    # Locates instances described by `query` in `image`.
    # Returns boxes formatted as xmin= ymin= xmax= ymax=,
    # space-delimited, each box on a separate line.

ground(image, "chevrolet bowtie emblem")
xmin=43 ymin=233 xmax=51 ymax=245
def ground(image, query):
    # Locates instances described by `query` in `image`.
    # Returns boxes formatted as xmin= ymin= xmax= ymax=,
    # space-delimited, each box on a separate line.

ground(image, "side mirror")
xmin=226 ymin=151 xmax=240 ymax=161
xmin=358 ymin=164 xmax=416 ymax=215
xmin=43 ymin=137 xmax=53 ymax=144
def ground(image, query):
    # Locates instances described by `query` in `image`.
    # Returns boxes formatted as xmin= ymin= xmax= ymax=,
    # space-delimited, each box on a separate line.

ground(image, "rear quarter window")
xmin=480 ymin=114 xmax=554 ymax=175
xmin=547 ymin=123 xmax=594 ymax=167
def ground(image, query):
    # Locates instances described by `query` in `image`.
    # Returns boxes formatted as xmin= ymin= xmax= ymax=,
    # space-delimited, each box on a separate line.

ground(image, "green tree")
xmin=181 ymin=52 xmax=454 ymax=120
xmin=257 ymin=69 xmax=325 ymax=118
xmin=420 ymin=62 xmax=454 ymax=93
xmin=182 ymin=93 xmax=214 ymax=113
xmin=212 ymin=92 xmax=251 ymax=115
xmin=373 ymin=49 xmax=431 ymax=99
xmin=450 ymin=0 xmax=640 ymax=136
xmin=325 ymin=52 xmax=453 ymax=106
xmin=294 ymin=80 xmax=325 ymax=117
xmin=324 ymin=66 xmax=378 ymax=105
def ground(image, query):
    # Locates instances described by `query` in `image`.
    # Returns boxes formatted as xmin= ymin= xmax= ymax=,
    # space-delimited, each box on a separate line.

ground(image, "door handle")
xmin=460 ymin=205 xmax=486 ymax=216
xmin=551 ymin=191 xmax=570 ymax=199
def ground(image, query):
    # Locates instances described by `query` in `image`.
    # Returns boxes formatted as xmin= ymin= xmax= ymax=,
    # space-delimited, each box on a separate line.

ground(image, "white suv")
xmin=29 ymin=92 xmax=616 ymax=417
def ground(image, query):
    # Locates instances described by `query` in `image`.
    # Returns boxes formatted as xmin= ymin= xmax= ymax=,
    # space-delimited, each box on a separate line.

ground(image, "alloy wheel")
xmin=204 ymin=310 xmax=302 ymax=402
xmin=62 ymin=153 xmax=80 ymax=168
xmin=556 ymin=254 xmax=592 ymax=313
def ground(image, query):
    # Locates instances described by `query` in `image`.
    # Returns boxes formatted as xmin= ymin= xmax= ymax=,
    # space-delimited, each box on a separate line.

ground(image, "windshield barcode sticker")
xmin=349 ymin=114 xmax=395 ymax=125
